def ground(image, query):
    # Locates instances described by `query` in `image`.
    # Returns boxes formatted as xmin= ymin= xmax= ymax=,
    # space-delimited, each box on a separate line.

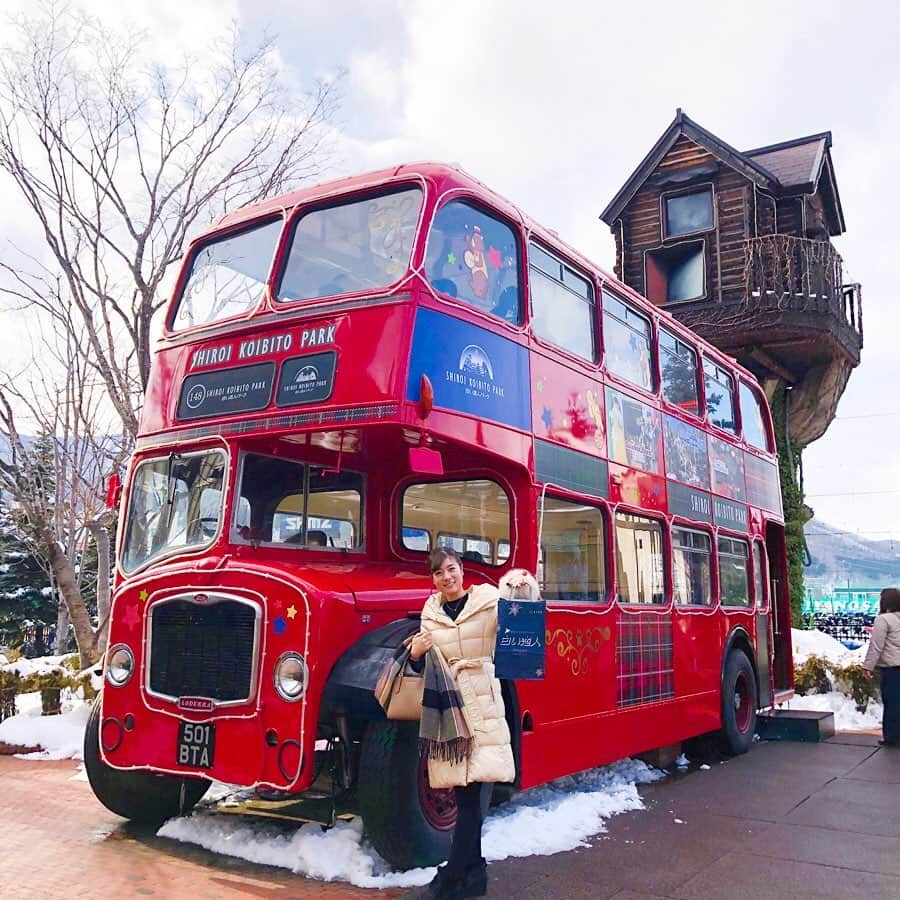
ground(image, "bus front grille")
xmin=148 ymin=596 xmax=258 ymax=704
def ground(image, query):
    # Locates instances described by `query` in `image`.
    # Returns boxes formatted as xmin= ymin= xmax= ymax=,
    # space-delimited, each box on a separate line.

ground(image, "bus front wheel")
xmin=84 ymin=698 xmax=210 ymax=823
xmin=358 ymin=719 xmax=491 ymax=869
xmin=720 ymin=650 xmax=758 ymax=756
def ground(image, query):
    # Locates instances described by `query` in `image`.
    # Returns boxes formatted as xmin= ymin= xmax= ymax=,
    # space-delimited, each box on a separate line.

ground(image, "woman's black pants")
xmin=447 ymin=782 xmax=485 ymax=874
xmin=881 ymin=666 xmax=900 ymax=744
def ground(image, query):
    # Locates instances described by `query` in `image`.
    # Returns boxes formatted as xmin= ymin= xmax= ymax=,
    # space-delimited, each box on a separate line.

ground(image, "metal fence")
xmin=810 ymin=612 xmax=874 ymax=647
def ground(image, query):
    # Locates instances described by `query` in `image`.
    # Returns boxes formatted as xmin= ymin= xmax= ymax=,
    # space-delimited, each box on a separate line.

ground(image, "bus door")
xmin=765 ymin=522 xmax=793 ymax=697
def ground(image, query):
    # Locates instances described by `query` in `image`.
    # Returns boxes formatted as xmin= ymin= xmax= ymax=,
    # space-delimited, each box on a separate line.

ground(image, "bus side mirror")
xmin=105 ymin=473 xmax=122 ymax=509
xmin=409 ymin=447 xmax=443 ymax=475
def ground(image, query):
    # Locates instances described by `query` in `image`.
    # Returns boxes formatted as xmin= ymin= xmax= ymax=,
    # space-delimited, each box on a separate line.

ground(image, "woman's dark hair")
xmin=880 ymin=588 xmax=900 ymax=613
xmin=428 ymin=546 xmax=462 ymax=574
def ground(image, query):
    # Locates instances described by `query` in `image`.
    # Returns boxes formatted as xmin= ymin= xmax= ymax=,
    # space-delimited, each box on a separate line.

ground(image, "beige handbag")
xmin=385 ymin=663 xmax=425 ymax=721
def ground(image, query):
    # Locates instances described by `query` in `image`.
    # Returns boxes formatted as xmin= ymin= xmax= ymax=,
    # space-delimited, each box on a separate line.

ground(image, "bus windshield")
xmin=122 ymin=450 xmax=227 ymax=572
xmin=277 ymin=187 xmax=422 ymax=302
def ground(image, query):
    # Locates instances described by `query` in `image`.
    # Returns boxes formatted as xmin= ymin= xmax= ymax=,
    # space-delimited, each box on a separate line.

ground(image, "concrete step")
xmin=757 ymin=708 xmax=836 ymax=742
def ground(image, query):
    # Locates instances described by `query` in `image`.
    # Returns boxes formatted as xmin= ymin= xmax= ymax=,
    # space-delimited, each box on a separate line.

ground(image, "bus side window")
xmin=615 ymin=512 xmax=665 ymax=604
xmin=539 ymin=496 xmax=608 ymax=604
xmin=719 ymin=536 xmax=750 ymax=607
xmin=425 ymin=200 xmax=521 ymax=323
xmin=529 ymin=242 xmax=596 ymax=361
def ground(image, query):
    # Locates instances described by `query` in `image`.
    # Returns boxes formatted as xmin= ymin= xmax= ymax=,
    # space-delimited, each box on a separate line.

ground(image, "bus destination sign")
xmin=177 ymin=361 xmax=276 ymax=421
xmin=276 ymin=351 xmax=337 ymax=407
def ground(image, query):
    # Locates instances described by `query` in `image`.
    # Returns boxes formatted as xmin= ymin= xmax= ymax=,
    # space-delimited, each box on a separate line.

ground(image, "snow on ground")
xmin=0 ymin=692 xmax=90 ymax=759
xmin=791 ymin=628 xmax=868 ymax=666
xmin=158 ymin=758 xmax=665 ymax=889
xmin=786 ymin=691 xmax=883 ymax=731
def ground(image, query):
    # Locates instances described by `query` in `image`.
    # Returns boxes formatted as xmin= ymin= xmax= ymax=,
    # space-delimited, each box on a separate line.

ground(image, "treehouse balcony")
xmin=674 ymin=234 xmax=862 ymax=446
xmin=741 ymin=234 xmax=862 ymax=366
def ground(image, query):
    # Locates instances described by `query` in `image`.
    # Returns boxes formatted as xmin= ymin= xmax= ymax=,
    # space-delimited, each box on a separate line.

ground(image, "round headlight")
xmin=274 ymin=652 xmax=308 ymax=701
xmin=105 ymin=644 xmax=135 ymax=687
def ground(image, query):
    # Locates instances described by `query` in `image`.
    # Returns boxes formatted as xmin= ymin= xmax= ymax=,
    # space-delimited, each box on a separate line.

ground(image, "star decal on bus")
xmin=138 ymin=589 xmax=149 ymax=603
xmin=287 ymin=606 xmax=298 ymax=620
xmin=273 ymin=616 xmax=287 ymax=635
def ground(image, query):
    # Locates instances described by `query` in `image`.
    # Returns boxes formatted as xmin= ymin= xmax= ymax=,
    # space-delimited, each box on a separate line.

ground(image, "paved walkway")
xmin=1 ymin=734 xmax=898 ymax=899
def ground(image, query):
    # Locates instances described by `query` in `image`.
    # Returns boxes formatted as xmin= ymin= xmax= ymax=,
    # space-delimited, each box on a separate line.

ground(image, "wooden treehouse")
xmin=600 ymin=109 xmax=862 ymax=447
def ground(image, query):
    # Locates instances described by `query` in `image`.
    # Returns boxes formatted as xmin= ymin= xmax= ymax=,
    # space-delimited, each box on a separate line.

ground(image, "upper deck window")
xmin=739 ymin=381 xmax=771 ymax=451
xmin=603 ymin=291 xmax=653 ymax=391
xmin=664 ymin=188 xmax=714 ymax=238
xmin=529 ymin=243 xmax=596 ymax=361
xmin=659 ymin=328 xmax=699 ymax=415
xmin=277 ymin=187 xmax=423 ymax=302
xmin=172 ymin=219 xmax=282 ymax=331
xmin=425 ymin=201 xmax=521 ymax=323
xmin=704 ymin=360 xmax=737 ymax=434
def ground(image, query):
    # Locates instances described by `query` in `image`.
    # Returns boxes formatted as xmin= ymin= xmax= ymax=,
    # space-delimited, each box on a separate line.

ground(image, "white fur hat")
xmin=498 ymin=568 xmax=541 ymax=602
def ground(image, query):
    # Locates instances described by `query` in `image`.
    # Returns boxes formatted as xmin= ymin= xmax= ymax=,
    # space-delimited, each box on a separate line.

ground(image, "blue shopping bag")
xmin=495 ymin=596 xmax=546 ymax=680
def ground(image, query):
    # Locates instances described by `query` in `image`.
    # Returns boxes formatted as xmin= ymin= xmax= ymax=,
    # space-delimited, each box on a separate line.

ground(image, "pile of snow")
xmin=2 ymin=654 xmax=73 ymax=679
xmin=791 ymin=628 xmax=868 ymax=666
xmin=0 ymin=693 xmax=89 ymax=759
xmin=786 ymin=691 xmax=883 ymax=731
xmin=159 ymin=758 xmax=665 ymax=889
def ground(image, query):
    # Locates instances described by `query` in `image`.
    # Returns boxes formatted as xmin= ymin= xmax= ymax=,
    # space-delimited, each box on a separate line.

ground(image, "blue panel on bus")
xmin=407 ymin=308 xmax=531 ymax=431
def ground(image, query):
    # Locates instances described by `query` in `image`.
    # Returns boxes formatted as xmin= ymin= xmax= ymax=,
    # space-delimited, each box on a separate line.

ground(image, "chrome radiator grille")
xmin=148 ymin=596 xmax=257 ymax=703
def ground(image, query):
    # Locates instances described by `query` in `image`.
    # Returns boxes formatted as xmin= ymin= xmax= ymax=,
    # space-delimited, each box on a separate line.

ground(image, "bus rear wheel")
xmin=720 ymin=650 xmax=758 ymax=756
xmin=358 ymin=719 xmax=491 ymax=869
xmin=84 ymin=698 xmax=210 ymax=823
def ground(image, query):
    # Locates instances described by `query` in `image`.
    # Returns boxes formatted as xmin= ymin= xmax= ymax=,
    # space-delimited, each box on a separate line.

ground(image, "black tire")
xmin=720 ymin=650 xmax=758 ymax=756
xmin=358 ymin=719 xmax=490 ymax=869
xmin=84 ymin=698 xmax=210 ymax=823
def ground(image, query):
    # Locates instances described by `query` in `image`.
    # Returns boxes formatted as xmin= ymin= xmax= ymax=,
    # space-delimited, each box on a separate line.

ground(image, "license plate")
xmin=177 ymin=720 xmax=215 ymax=768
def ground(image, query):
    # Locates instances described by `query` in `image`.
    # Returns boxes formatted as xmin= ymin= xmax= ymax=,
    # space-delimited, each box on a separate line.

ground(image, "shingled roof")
xmin=601 ymin=111 xmax=845 ymax=235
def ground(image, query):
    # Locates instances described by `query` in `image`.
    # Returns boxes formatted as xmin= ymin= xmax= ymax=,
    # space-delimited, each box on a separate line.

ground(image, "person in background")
xmin=405 ymin=547 xmax=514 ymax=900
xmin=862 ymin=587 xmax=900 ymax=746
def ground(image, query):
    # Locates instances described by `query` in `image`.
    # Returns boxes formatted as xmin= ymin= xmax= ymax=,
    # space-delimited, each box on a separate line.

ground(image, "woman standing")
xmin=863 ymin=587 xmax=900 ymax=746
xmin=406 ymin=547 xmax=515 ymax=900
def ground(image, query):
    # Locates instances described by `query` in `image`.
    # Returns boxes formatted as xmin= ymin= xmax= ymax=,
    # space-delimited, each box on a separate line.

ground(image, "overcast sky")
xmin=1 ymin=0 xmax=898 ymax=542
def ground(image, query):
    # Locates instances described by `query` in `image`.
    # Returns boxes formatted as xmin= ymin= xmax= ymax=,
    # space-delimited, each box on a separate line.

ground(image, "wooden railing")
xmin=742 ymin=235 xmax=863 ymax=342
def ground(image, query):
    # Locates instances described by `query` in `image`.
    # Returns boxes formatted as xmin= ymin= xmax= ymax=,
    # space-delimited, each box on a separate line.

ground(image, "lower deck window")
xmin=615 ymin=513 xmax=665 ymax=604
xmin=719 ymin=536 xmax=750 ymax=607
xmin=401 ymin=479 xmax=510 ymax=566
xmin=672 ymin=527 xmax=712 ymax=606
xmin=539 ymin=497 xmax=607 ymax=603
xmin=234 ymin=453 xmax=363 ymax=549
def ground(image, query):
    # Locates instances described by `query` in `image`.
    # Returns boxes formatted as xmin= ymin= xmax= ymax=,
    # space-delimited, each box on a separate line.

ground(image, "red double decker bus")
xmin=85 ymin=162 xmax=793 ymax=868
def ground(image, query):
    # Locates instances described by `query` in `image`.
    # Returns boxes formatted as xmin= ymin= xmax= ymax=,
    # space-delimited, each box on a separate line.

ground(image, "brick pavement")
xmin=0 ymin=755 xmax=399 ymax=899
xmin=2 ymin=735 xmax=899 ymax=899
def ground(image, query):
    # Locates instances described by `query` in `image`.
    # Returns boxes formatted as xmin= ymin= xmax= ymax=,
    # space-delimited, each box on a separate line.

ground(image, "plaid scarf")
xmin=420 ymin=643 xmax=472 ymax=765
xmin=374 ymin=641 xmax=472 ymax=765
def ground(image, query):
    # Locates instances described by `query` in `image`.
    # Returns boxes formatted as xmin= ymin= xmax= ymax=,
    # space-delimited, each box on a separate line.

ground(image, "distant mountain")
xmin=804 ymin=517 xmax=900 ymax=592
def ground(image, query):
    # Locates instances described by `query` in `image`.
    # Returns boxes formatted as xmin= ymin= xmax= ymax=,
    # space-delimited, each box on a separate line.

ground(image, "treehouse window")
xmin=646 ymin=242 xmax=705 ymax=304
xmin=665 ymin=188 xmax=714 ymax=238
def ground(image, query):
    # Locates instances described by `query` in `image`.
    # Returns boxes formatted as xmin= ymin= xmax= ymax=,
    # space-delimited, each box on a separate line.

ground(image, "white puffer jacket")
xmin=420 ymin=583 xmax=515 ymax=789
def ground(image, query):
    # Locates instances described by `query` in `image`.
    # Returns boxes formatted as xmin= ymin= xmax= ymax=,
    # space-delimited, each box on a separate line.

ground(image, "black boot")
xmin=456 ymin=857 xmax=487 ymax=898
xmin=402 ymin=864 xmax=455 ymax=899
